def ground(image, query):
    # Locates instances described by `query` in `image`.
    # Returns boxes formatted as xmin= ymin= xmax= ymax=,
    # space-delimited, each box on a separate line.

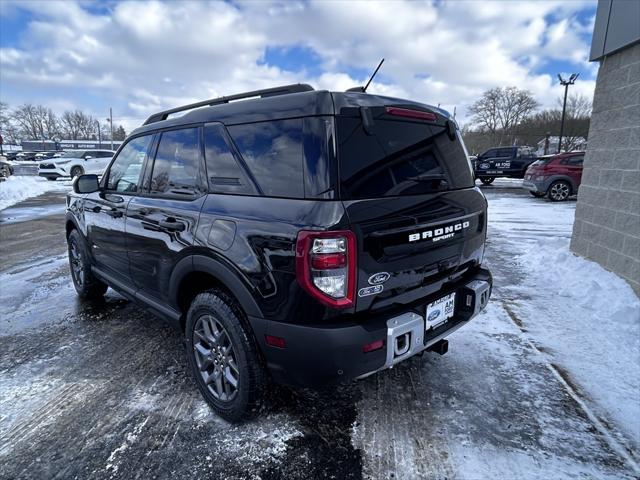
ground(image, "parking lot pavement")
xmin=1 ymin=188 xmax=638 ymax=479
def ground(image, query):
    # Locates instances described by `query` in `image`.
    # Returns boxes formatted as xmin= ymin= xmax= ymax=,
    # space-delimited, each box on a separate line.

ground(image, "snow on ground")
xmin=488 ymin=194 xmax=640 ymax=449
xmin=0 ymin=176 xmax=70 ymax=210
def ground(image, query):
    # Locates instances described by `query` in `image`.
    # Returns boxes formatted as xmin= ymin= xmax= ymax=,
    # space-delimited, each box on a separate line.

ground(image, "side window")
xmin=150 ymin=127 xmax=205 ymax=196
xmin=482 ymin=149 xmax=497 ymax=158
xmin=106 ymin=135 xmax=153 ymax=192
xmin=496 ymin=148 xmax=513 ymax=158
xmin=204 ymin=124 xmax=255 ymax=195
xmin=228 ymin=119 xmax=304 ymax=198
xmin=568 ymin=156 xmax=584 ymax=166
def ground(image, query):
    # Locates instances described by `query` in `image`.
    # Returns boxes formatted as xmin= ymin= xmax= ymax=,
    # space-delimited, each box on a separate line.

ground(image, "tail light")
xmin=295 ymin=230 xmax=357 ymax=309
xmin=385 ymin=106 xmax=437 ymax=122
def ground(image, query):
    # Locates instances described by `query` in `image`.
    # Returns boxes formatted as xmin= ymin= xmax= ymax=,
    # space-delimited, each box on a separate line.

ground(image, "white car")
xmin=38 ymin=149 xmax=116 ymax=180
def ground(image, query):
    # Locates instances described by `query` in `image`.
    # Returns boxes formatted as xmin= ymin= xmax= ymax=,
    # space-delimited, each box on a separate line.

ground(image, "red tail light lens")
xmin=295 ymin=230 xmax=357 ymax=309
xmin=385 ymin=106 xmax=437 ymax=121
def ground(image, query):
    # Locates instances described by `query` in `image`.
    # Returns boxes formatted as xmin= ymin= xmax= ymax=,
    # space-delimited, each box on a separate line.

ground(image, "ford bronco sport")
xmin=66 ymin=84 xmax=492 ymax=422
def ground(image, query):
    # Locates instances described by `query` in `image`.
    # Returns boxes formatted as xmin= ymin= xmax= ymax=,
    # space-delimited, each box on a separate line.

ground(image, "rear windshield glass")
xmin=336 ymin=116 xmax=473 ymax=199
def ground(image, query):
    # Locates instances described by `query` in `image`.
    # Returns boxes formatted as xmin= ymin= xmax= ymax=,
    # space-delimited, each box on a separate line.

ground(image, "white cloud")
xmin=0 ymin=0 xmax=597 ymax=131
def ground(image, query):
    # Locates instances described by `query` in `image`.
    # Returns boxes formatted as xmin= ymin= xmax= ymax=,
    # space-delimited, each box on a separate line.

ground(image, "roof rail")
xmin=142 ymin=83 xmax=315 ymax=125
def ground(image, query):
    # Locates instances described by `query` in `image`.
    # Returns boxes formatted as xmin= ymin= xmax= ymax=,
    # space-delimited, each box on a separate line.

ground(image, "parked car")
xmin=474 ymin=146 xmax=537 ymax=184
xmin=0 ymin=158 xmax=14 ymax=178
xmin=34 ymin=151 xmax=58 ymax=160
xmin=15 ymin=151 xmax=38 ymax=162
xmin=38 ymin=149 xmax=115 ymax=180
xmin=4 ymin=151 xmax=21 ymax=161
xmin=523 ymin=151 xmax=584 ymax=201
xmin=65 ymin=84 xmax=492 ymax=422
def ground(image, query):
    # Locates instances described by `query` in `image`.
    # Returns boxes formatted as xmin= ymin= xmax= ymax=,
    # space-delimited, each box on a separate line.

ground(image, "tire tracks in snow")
xmin=502 ymin=302 xmax=640 ymax=475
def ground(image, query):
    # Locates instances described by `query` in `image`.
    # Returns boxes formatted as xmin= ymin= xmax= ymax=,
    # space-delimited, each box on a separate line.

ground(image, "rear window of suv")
xmin=336 ymin=115 xmax=473 ymax=199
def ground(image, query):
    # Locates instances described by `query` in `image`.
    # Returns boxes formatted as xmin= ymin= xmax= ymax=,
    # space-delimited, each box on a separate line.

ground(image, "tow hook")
xmin=427 ymin=339 xmax=449 ymax=356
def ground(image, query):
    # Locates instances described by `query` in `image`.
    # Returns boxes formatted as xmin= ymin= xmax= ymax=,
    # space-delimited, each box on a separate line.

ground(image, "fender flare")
xmin=169 ymin=254 xmax=263 ymax=318
xmin=547 ymin=175 xmax=576 ymax=193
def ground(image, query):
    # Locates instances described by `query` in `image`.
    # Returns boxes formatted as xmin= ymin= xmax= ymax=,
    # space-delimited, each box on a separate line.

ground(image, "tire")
xmin=547 ymin=180 xmax=571 ymax=202
xmin=70 ymin=166 xmax=84 ymax=178
xmin=67 ymin=229 xmax=108 ymax=299
xmin=529 ymin=191 xmax=545 ymax=198
xmin=480 ymin=177 xmax=495 ymax=185
xmin=185 ymin=290 xmax=266 ymax=423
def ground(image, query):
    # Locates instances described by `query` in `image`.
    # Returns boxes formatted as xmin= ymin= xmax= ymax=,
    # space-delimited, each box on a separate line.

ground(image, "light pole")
xmin=95 ymin=119 xmax=102 ymax=148
xmin=105 ymin=107 xmax=113 ymax=150
xmin=557 ymin=73 xmax=579 ymax=153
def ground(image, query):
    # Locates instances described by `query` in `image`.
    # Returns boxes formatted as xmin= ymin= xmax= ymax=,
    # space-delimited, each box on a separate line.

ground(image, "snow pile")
xmin=0 ymin=176 xmax=60 ymax=210
xmin=509 ymin=236 xmax=640 ymax=447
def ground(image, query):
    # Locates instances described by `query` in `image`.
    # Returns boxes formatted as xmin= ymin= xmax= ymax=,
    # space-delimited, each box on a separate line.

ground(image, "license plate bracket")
xmin=426 ymin=292 xmax=455 ymax=330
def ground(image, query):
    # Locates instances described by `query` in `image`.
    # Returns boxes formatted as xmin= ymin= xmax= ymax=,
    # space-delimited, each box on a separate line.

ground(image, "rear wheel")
xmin=70 ymin=166 xmax=84 ymax=178
xmin=185 ymin=290 xmax=266 ymax=423
xmin=67 ymin=229 xmax=108 ymax=299
xmin=529 ymin=191 xmax=545 ymax=198
xmin=547 ymin=180 xmax=571 ymax=201
xmin=480 ymin=177 xmax=495 ymax=185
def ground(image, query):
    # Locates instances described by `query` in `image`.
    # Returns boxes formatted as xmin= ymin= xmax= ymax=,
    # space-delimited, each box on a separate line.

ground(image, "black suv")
xmin=474 ymin=146 xmax=537 ymax=184
xmin=66 ymin=84 xmax=492 ymax=421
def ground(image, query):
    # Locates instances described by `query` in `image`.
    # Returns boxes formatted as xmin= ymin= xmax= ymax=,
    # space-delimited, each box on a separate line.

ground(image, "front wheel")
xmin=70 ymin=166 xmax=84 ymax=178
xmin=185 ymin=290 xmax=266 ymax=423
xmin=529 ymin=191 xmax=545 ymax=198
xmin=480 ymin=177 xmax=495 ymax=185
xmin=67 ymin=229 xmax=108 ymax=299
xmin=547 ymin=180 xmax=571 ymax=201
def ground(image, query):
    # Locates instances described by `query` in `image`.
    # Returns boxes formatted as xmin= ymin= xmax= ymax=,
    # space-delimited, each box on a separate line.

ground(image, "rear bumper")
xmin=38 ymin=171 xmax=63 ymax=179
xmin=251 ymin=268 xmax=492 ymax=387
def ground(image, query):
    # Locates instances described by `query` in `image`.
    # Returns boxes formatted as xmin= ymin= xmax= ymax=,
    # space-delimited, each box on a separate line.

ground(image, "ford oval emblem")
xmin=428 ymin=309 xmax=441 ymax=322
xmin=368 ymin=272 xmax=390 ymax=285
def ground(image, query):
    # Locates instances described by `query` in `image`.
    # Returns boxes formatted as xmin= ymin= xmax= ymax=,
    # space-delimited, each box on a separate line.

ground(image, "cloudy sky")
xmin=0 ymin=0 xmax=598 ymax=131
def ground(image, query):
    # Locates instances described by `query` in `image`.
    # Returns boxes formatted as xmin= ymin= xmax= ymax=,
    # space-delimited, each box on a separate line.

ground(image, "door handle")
xmin=92 ymin=206 xmax=101 ymax=213
xmin=158 ymin=218 xmax=186 ymax=232
xmin=106 ymin=208 xmax=123 ymax=219
xmin=138 ymin=208 xmax=151 ymax=216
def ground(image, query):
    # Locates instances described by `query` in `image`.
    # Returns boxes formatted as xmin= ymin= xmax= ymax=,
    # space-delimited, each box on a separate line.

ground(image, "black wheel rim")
xmin=69 ymin=240 xmax=84 ymax=287
xmin=193 ymin=314 xmax=239 ymax=401
xmin=550 ymin=183 xmax=569 ymax=200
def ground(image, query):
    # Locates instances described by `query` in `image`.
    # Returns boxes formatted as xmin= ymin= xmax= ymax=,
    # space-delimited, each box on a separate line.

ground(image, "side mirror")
xmin=73 ymin=174 xmax=100 ymax=194
xmin=84 ymin=156 xmax=93 ymax=160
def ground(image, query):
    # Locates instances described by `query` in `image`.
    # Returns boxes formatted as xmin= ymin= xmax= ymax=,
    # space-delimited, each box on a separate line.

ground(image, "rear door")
xmin=336 ymin=106 xmax=486 ymax=314
xmin=126 ymin=126 xmax=207 ymax=300
xmin=562 ymin=154 xmax=584 ymax=188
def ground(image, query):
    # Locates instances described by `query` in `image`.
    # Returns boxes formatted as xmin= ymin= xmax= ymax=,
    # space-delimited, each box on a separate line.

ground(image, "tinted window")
xmin=495 ymin=148 xmax=513 ymax=158
xmin=336 ymin=116 xmax=473 ymax=199
xmin=481 ymin=149 xmax=497 ymax=158
xmin=204 ymin=124 xmax=255 ymax=195
xmin=150 ymin=127 xmax=205 ymax=196
xmin=228 ymin=119 xmax=304 ymax=198
xmin=564 ymin=156 xmax=584 ymax=166
xmin=106 ymin=136 xmax=152 ymax=192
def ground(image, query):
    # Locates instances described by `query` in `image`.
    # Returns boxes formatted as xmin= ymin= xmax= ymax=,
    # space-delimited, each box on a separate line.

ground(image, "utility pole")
xmin=557 ymin=73 xmax=579 ymax=153
xmin=106 ymin=108 xmax=113 ymax=150
xmin=96 ymin=119 xmax=102 ymax=148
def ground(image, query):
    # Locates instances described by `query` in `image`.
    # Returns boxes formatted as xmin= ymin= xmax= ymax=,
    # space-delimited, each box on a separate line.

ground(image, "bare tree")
xmin=469 ymin=87 xmax=539 ymax=145
xmin=60 ymin=110 xmax=99 ymax=140
xmin=113 ymin=125 xmax=127 ymax=141
xmin=0 ymin=102 xmax=21 ymax=144
xmin=557 ymin=93 xmax=592 ymax=119
xmin=12 ymin=104 xmax=60 ymax=140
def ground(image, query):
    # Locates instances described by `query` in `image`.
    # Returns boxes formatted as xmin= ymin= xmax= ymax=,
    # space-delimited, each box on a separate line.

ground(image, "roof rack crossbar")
xmin=143 ymin=83 xmax=314 ymax=125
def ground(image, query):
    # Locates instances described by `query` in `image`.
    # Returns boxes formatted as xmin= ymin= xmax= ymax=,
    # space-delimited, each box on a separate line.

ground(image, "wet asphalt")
xmin=0 ymin=181 xmax=637 ymax=480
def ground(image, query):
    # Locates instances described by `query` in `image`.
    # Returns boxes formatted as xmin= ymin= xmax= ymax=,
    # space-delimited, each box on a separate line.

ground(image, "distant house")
xmin=535 ymin=136 xmax=587 ymax=156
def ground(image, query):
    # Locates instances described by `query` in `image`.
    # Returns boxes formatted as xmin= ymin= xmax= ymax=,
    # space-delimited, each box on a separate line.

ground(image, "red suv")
xmin=522 ymin=151 xmax=584 ymax=201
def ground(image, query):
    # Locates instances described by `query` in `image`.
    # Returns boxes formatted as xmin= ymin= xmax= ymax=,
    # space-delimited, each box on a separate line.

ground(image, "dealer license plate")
xmin=487 ymin=170 xmax=503 ymax=174
xmin=426 ymin=293 xmax=455 ymax=330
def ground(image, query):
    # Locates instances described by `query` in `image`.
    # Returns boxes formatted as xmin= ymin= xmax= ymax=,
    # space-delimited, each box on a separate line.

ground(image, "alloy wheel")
xmin=69 ymin=241 xmax=84 ymax=287
xmin=193 ymin=314 xmax=240 ymax=401
xmin=550 ymin=182 xmax=570 ymax=201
